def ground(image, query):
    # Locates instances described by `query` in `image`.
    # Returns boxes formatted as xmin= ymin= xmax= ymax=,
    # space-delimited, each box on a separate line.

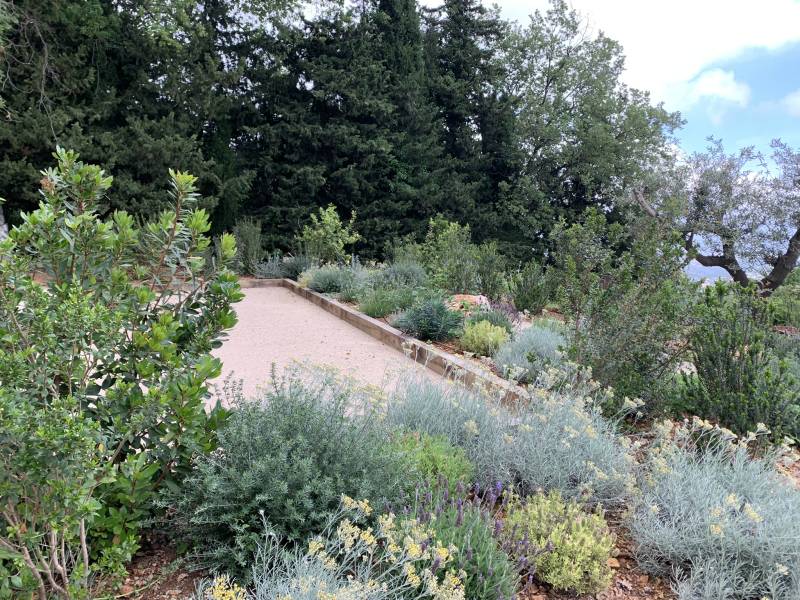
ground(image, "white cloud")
xmin=680 ymin=69 xmax=750 ymax=109
xmin=475 ymin=0 xmax=800 ymax=108
xmin=783 ymin=89 xmax=800 ymax=117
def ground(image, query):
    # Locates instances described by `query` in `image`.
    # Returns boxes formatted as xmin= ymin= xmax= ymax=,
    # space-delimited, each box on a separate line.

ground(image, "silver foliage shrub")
xmin=386 ymin=370 xmax=634 ymax=507
xmin=493 ymin=320 xmax=566 ymax=383
xmin=631 ymin=423 xmax=800 ymax=600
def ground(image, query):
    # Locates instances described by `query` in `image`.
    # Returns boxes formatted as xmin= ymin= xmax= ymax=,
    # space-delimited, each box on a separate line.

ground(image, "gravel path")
xmin=210 ymin=286 xmax=434 ymax=401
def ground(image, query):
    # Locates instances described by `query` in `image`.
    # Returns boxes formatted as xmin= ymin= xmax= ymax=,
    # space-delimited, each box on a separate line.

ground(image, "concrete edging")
xmin=239 ymin=277 xmax=525 ymax=402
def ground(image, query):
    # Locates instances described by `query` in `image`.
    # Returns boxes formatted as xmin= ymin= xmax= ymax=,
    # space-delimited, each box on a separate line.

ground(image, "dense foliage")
xmin=168 ymin=368 xmax=412 ymax=578
xmin=0 ymin=149 xmax=241 ymax=598
xmin=0 ymin=0 xmax=679 ymax=261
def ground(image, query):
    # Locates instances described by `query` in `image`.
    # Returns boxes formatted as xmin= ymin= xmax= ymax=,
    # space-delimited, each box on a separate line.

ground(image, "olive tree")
xmin=635 ymin=138 xmax=800 ymax=293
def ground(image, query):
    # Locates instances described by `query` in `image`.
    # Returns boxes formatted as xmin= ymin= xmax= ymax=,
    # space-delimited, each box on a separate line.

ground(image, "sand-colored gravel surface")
xmin=210 ymin=286 xmax=434 ymax=400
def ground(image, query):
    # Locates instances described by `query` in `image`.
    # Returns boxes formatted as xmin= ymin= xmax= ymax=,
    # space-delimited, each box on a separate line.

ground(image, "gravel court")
xmin=209 ymin=285 xmax=436 ymax=403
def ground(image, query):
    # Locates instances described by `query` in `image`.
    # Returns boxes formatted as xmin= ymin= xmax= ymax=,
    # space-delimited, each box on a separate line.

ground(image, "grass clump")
xmin=630 ymin=422 xmax=800 ymax=600
xmin=460 ymin=320 xmax=509 ymax=356
xmin=393 ymin=298 xmax=463 ymax=341
xmin=358 ymin=286 xmax=416 ymax=318
xmin=493 ymin=320 xmax=566 ymax=382
xmin=389 ymin=432 xmax=474 ymax=491
xmin=167 ymin=368 xmax=411 ymax=578
xmin=500 ymin=491 xmax=614 ymax=594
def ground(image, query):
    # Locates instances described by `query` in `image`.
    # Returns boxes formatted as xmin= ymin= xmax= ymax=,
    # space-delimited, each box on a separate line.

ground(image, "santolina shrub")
xmin=388 ymin=432 xmax=475 ymax=491
xmin=387 ymin=371 xmax=634 ymax=507
xmin=167 ymin=367 xmax=412 ymax=578
xmin=631 ymin=422 xmax=800 ymax=600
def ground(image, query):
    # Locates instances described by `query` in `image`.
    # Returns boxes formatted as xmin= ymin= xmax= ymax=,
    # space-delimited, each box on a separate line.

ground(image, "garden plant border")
xmin=239 ymin=278 xmax=525 ymax=402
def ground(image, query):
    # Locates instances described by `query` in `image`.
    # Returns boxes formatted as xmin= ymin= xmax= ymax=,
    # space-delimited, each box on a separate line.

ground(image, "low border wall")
xmin=239 ymin=278 xmax=524 ymax=402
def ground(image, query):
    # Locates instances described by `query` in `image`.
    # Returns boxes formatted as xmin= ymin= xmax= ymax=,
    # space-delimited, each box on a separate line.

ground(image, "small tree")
xmin=0 ymin=148 xmax=242 ymax=598
xmin=552 ymin=208 xmax=694 ymax=403
xmin=296 ymin=204 xmax=360 ymax=264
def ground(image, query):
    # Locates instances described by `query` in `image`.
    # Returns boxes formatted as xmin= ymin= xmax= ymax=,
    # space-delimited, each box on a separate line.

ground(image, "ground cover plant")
xmin=631 ymin=421 xmax=800 ymax=600
xmin=387 ymin=372 xmax=635 ymax=507
xmin=460 ymin=319 xmax=509 ymax=356
xmin=500 ymin=491 xmax=614 ymax=594
xmin=0 ymin=148 xmax=242 ymax=598
xmin=167 ymin=367 xmax=413 ymax=579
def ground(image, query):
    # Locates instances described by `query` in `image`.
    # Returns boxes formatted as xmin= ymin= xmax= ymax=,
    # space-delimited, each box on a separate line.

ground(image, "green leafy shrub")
xmin=465 ymin=309 xmax=514 ymax=334
xmin=282 ymin=253 xmax=316 ymax=280
xmin=296 ymin=204 xmax=360 ymax=263
xmin=475 ymin=241 xmax=508 ymax=300
xmin=553 ymin=209 xmax=695 ymax=404
xmin=389 ymin=432 xmax=474 ymax=490
xmin=511 ymin=260 xmax=554 ymax=314
xmin=631 ymin=422 xmax=800 ymax=600
xmin=679 ymin=283 xmax=800 ymax=441
xmin=307 ymin=265 xmax=355 ymax=294
xmin=393 ymin=219 xmax=508 ymax=297
xmin=0 ymin=395 xmax=108 ymax=598
xmin=388 ymin=373 xmax=634 ymax=507
xmin=167 ymin=368 xmax=412 ymax=578
xmin=493 ymin=321 xmax=565 ymax=383
xmin=0 ymin=148 xmax=241 ymax=598
xmin=409 ymin=483 xmax=518 ymax=600
xmin=460 ymin=320 xmax=509 ymax=356
xmin=233 ymin=217 xmax=265 ymax=276
xmin=501 ymin=491 xmax=614 ymax=594
xmin=358 ymin=286 xmax=416 ymax=318
xmin=393 ymin=298 xmax=463 ymax=341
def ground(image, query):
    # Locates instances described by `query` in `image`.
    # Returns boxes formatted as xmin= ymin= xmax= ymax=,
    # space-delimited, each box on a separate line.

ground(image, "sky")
xmin=490 ymin=0 xmax=800 ymax=157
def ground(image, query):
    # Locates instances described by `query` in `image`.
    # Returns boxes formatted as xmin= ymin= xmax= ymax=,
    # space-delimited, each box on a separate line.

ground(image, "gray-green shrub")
xmin=307 ymin=265 xmax=356 ymax=294
xmin=282 ymin=253 xmax=316 ymax=280
xmin=167 ymin=368 xmax=412 ymax=577
xmin=493 ymin=321 xmax=566 ymax=383
xmin=376 ymin=261 xmax=428 ymax=289
xmin=387 ymin=373 xmax=634 ymax=507
xmin=254 ymin=252 xmax=287 ymax=279
xmin=393 ymin=298 xmax=463 ymax=341
xmin=631 ymin=425 xmax=800 ymax=600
